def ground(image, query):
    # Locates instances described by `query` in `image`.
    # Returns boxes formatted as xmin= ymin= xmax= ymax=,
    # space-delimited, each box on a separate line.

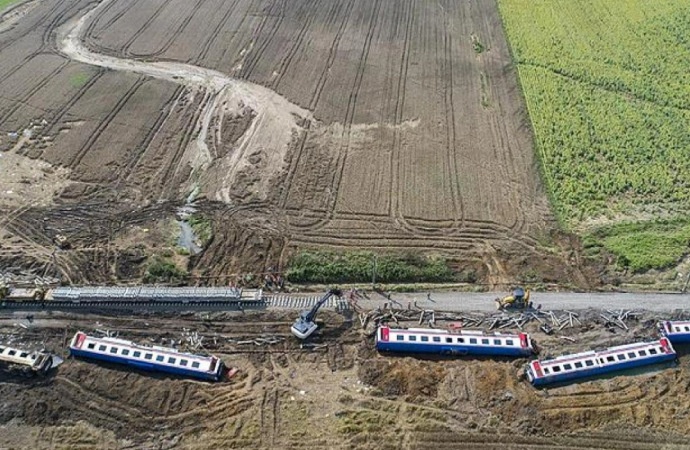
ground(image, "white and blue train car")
xmin=658 ymin=320 xmax=690 ymax=344
xmin=375 ymin=326 xmax=534 ymax=357
xmin=525 ymin=338 xmax=676 ymax=387
xmin=69 ymin=332 xmax=226 ymax=381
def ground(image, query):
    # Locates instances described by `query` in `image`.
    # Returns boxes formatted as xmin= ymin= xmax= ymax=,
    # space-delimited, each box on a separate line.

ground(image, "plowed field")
xmin=0 ymin=0 xmax=587 ymax=286
xmin=1 ymin=309 xmax=690 ymax=449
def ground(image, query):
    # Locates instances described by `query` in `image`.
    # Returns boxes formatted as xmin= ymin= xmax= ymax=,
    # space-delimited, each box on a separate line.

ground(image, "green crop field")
xmin=499 ymin=0 xmax=690 ymax=271
xmin=0 ymin=0 xmax=24 ymax=12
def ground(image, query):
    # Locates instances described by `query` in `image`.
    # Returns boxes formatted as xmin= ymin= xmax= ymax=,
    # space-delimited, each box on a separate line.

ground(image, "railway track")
xmin=0 ymin=295 xmax=350 ymax=313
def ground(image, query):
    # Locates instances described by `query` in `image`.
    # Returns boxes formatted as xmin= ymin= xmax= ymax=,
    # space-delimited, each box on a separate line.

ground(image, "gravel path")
xmin=351 ymin=291 xmax=690 ymax=312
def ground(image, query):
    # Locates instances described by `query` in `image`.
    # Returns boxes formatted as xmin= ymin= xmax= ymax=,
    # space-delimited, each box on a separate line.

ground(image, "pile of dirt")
xmin=358 ymin=356 xmax=447 ymax=399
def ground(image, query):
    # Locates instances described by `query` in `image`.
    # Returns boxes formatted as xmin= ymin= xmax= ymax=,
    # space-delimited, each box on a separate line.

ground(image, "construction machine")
xmin=495 ymin=287 xmax=536 ymax=311
xmin=291 ymin=289 xmax=342 ymax=339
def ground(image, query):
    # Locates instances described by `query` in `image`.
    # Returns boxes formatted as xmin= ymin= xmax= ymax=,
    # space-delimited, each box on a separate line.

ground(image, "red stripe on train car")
xmin=75 ymin=332 xmax=86 ymax=349
xmin=532 ymin=361 xmax=543 ymax=377
xmin=381 ymin=327 xmax=390 ymax=342
xmin=519 ymin=333 xmax=528 ymax=348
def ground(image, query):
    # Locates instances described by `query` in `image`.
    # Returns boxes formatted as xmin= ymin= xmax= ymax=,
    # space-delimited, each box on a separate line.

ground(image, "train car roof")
xmin=73 ymin=332 xmax=214 ymax=362
xmin=538 ymin=340 xmax=669 ymax=366
xmin=384 ymin=327 xmax=523 ymax=337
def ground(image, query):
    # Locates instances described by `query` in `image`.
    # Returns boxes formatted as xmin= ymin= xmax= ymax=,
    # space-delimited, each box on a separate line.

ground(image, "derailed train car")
xmin=69 ymin=332 xmax=231 ymax=381
xmin=658 ymin=320 xmax=690 ymax=345
xmin=375 ymin=326 xmax=535 ymax=357
xmin=525 ymin=338 xmax=676 ymax=387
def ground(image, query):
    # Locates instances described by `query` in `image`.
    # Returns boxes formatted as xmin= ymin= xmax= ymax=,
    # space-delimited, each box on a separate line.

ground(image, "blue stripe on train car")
xmin=69 ymin=348 xmax=221 ymax=381
xmin=530 ymin=353 xmax=676 ymax=387
xmin=376 ymin=341 xmax=531 ymax=357
xmin=665 ymin=333 xmax=690 ymax=345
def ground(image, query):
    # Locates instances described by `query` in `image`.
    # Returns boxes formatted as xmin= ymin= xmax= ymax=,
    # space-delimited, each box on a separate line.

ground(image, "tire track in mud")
xmin=94 ymin=0 xmax=136 ymax=36
xmin=239 ymin=0 xmax=285 ymax=80
xmin=280 ymin=0 xmax=354 ymax=211
xmin=329 ymin=0 xmax=382 ymax=214
xmin=136 ymin=0 xmax=208 ymax=59
xmin=192 ymin=0 xmax=240 ymax=66
xmin=59 ymin=0 xmax=312 ymax=205
xmin=0 ymin=59 xmax=69 ymax=128
xmin=0 ymin=0 xmax=64 ymax=54
xmin=68 ymin=76 xmax=146 ymax=169
xmin=440 ymin=1 xmax=463 ymax=230
xmin=270 ymin=0 xmax=318 ymax=91
xmin=154 ymin=90 xmax=211 ymax=195
xmin=120 ymin=85 xmax=186 ymax=183
xmin=41 ymin=68 xmax=105 ymax=139
xmin=118 ymin=0 xmax=169 ymax=57
xmin=308 ymin=0 xmax=355 ymax=111
xmin=81 ymin=0 xmax=119 ymax=42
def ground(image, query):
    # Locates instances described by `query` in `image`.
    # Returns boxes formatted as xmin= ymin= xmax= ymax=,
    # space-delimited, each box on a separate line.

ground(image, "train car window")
xmin=481 ymin=339 xmax=489 ymax=345
xmin=0 ymin=348 xmax=5 ymax=353
xmin=469 ymin=338 xmax=477 ymax=344
xmin=552 ymin=366 xmax=561 ymax=373
xmin=617 ymin=354 xmax=626 ymax=361
xmin=133 ymin=351 xmax=141 ymax=358
xmin=122 ymin=349 xmax=130 ymax=356
xmin=7 ymin=350 xmax=16 ymax=356
xmin=396 ymin=335 xmax=404 ymax=341
xmin=192 ymin=362 xmax=200 ymax=369
xmin=156 ymin=355 xmax=164 ymax=362
xmin=606 ymin=356 xmax=615 ymax=362
xmin=145 ymin=353 xmax=153 ymax=360
xmin=506 ymin=340 xmax=514 ymax=346
xmin=638 ymin=350 xmax=647 ymax=356
xmin=543 ymin=367 xmax=550 ymax=374
xmin=87 ymin=343 xmax=95 ymax=350
xmin=563 ymin=364 xmax=572 ymax=370
xmin=585 ymin=360 xmax=594 ymax=367
xmin=168 ymin=357 xmax=176 ymax=364
xmin=494 ymin=339 xmax=501 ymax=345
xmin=19 ymin=352 xmax=28 ymax=358
xmin=685 ymin=326 xmax=690 ymax=332
xmin=574 ymin=362 xmax=583 ymax=368
xmin=98 ymin=345 xmax=106 ymax=352
xmin=421 ymin=336 xmax=429 ymax=342
xmin=649 ymin=348 xmax=658 ymax=355
xmin=409 ymin=336 xmax=416 ymax=341
xmin=432 ymin=337 xmax=441 ymax=342
xmin=675 ymin=327 xmax=681 ymax=332
xmin=457 ymin=338 xmax=464 ymax=343
xmin=180 ymin=359 xmax=188 ymax=366
xmin=627 ymin=352 xmax=636 ymax=359
xmin=110 ymin=347 xmax=118 ymax=354
xmin=446 ymin=338 xmax=453 ymax=343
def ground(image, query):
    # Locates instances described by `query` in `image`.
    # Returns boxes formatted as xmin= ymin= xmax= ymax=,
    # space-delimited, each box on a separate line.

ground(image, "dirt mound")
xmin=358 ymin=356 xmax=447 ymax=399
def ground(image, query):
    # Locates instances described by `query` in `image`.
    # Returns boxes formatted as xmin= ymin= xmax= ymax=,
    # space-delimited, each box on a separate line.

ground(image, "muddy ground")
xmin=1 ymin=308 xmax=689 ymax=449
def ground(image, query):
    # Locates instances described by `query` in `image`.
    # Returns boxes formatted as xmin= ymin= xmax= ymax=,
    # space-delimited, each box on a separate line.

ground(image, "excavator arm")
xmin=291 ymin=288 xmax=342 ymax=339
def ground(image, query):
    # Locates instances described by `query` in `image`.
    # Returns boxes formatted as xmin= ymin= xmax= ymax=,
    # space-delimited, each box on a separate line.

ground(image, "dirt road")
xmin=356 ymin=291 xmax=690 ymax=312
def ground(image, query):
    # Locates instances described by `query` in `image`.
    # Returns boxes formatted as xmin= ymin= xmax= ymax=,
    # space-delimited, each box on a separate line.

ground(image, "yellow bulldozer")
xmin=495 ymin=287 xmax=535 ymax=311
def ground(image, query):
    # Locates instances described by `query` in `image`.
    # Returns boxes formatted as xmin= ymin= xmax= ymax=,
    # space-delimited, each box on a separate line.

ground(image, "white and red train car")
xmin=69 ymin=332 xmax=230 ymax=381
xmin=526 ymin=338 xmax=676 ymax=387
xmin=658 ymin=320 xmax=690 ymax=345
xmin=375 ymin=326 xmax=534 ymax=357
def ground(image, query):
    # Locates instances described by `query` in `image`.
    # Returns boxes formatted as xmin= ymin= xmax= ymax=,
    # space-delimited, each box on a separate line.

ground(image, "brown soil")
xmin=0 ymin=0 xmax=594 ymax=286
xmin=1 ymin=309 xmax=690 ymax=449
